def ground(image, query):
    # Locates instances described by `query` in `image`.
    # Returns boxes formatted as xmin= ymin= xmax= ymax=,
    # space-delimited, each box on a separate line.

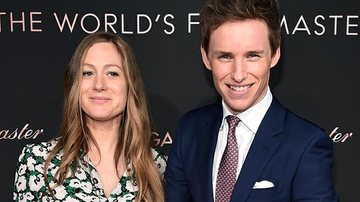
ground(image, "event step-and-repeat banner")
xmin=1 ymin=0 xmax=359 ymax=201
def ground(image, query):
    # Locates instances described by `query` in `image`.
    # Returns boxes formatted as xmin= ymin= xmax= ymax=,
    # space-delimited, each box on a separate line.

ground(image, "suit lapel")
xmin=197 ymin=103 xmax=223 ymax=202
xmin=231 ymin=99 xmax=286 ymax=202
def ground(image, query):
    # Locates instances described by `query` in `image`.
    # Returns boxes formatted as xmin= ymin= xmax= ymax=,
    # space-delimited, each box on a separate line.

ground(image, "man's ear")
xmin=200 ymin=46 xmax=212 ymax=70
xmin=270 ymin=47 xmax=281 ymax=68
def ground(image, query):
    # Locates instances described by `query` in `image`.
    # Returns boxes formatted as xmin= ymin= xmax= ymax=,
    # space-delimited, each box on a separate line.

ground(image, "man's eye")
xmin=218 ymin=55 xmax=232 ymax=61
xmin=247 ymin=53 xmax=260 ymax=59
xmin=82 ymin=71 xmax=93 ymax=76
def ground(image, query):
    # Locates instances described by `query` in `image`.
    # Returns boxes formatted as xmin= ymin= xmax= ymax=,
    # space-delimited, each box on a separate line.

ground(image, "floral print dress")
xmin=13 ymin=139 xmax=167 ymax=202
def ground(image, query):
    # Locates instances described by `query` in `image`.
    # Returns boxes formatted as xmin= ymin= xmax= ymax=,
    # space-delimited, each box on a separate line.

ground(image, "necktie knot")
xmin=226 ymin=115 xmax=240 ymax=129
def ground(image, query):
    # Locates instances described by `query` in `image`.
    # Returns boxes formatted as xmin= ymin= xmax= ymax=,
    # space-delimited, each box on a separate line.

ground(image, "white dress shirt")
xmin=212 ymin=87 xmax=273 ymax=198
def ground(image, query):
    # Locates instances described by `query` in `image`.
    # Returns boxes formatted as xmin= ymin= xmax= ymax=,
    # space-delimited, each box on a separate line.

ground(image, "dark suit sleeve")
xmin=292 ymin=131 xmax=339 ymax=202
xmin=165 ymin=117 xmax=192 ymax=202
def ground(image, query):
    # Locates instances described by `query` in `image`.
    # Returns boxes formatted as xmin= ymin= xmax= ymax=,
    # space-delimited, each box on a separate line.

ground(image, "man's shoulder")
xmin=175 ymin=102 xmax=222 ymax=131
xmin=277 ymin=108 xmax=330 ymax=147
xmin=270 ymin=98 xmax=325 ymax=134
xmin=285 ymin=109 xmax=325 ymax=134
xmin=181 ymin=102 xmax=221 ymax=120
xmin=268 ymin=98 xmax=327 ymax=142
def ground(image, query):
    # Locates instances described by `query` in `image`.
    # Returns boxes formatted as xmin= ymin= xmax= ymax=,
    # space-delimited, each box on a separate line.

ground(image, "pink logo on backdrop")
xmin=0 ymin=123 xmax=44 ymax=140
xmin=153 ymin=131 xmax=172 ymax=147
xmin=328 ymin=127 xmax=353 ymax=143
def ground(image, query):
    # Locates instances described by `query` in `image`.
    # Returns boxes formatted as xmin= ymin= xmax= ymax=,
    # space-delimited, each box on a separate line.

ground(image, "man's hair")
xmin=200 ymin=0 xmax=281 ymax=56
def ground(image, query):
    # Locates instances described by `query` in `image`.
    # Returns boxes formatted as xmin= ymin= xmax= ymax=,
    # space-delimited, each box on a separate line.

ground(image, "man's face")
xmin=201 ymin=19 xmax=280 ymax=114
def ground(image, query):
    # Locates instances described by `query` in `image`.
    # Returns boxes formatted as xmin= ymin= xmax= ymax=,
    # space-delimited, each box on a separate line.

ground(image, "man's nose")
xmin=231 ymin=60 xmax=247 ymax=82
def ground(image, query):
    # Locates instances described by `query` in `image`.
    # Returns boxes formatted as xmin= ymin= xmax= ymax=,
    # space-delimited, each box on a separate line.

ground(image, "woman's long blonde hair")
xmin=44 ymin=32 xmax=164 ymax=202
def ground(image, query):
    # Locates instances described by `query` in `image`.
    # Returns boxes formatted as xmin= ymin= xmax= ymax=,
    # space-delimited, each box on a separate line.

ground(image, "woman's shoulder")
xmin=14 ymin=138 xmax=62 ymax=200
xmin=17 ymin=138 xmax=59 ymax=162
xmin=151 ymin=148 xmax=167 ymax=175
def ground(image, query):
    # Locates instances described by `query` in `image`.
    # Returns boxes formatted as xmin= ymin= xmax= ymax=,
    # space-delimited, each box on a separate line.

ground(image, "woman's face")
xmin=80 ymin=42 xmax=128 ymax=125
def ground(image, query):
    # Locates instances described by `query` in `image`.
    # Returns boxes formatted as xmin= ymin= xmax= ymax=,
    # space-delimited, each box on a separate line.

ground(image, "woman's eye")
xmin=107 ymin=72 xmax=119 ymax=76
xmin=82 ymin=71 xmax=93 ymax=76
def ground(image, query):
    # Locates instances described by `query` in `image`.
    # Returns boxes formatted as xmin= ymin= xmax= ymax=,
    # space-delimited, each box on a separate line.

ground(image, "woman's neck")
xmin=86 ymin=118 xmax=122 ymax=162
xmin=85 ymin=119 xmax=126 ymax=198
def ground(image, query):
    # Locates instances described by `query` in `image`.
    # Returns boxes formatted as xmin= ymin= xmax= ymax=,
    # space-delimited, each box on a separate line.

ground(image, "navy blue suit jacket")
xmin=165 ymin=99 xmax=338 ymax=202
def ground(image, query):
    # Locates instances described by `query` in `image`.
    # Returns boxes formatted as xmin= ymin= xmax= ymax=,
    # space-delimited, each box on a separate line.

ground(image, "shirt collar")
xmin=221 ymin=87 xmax=272 ymax=133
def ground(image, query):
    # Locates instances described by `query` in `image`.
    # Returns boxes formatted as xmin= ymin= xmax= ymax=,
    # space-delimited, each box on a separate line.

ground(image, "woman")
xmin=13 ymin=32 xmax=166 ymax=202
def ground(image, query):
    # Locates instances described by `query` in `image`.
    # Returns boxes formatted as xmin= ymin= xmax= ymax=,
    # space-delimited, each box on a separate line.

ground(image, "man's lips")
xmin=227 ymin=83 xmax=253 ymax=92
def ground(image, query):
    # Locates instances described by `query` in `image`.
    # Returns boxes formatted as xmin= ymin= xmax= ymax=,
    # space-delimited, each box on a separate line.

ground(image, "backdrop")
xmin=0 ymin=0 xmax=359 ymax=201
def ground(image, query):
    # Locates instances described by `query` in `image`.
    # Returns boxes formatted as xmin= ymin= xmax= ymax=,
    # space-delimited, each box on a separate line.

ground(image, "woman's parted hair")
xmin=200 ymin=0 xmax=281 ymax=56
xmin=44 ymin=32 xmax=164 ymax=202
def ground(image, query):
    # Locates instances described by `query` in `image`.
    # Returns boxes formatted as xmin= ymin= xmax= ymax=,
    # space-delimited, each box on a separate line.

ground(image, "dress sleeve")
xmin=13 ymin=144 xmax=47 ymax=202
xmin=152 ymin=148 xmax=167 ymax=177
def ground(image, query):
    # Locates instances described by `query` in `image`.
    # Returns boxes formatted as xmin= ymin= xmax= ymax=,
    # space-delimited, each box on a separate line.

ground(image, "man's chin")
xmin=224 ymin=101 xmax=249 ymax=115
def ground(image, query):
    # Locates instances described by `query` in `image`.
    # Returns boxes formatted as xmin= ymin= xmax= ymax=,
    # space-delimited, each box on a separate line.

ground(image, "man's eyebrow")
xmin=246 ymin=50 xmax=265 ymax=55
xmin=213 ymin=50 xmax=234 ymax=56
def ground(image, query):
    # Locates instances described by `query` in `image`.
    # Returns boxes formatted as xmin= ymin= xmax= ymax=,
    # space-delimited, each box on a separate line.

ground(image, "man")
xmin=165 ymin=0 xmax=338 ymax=201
